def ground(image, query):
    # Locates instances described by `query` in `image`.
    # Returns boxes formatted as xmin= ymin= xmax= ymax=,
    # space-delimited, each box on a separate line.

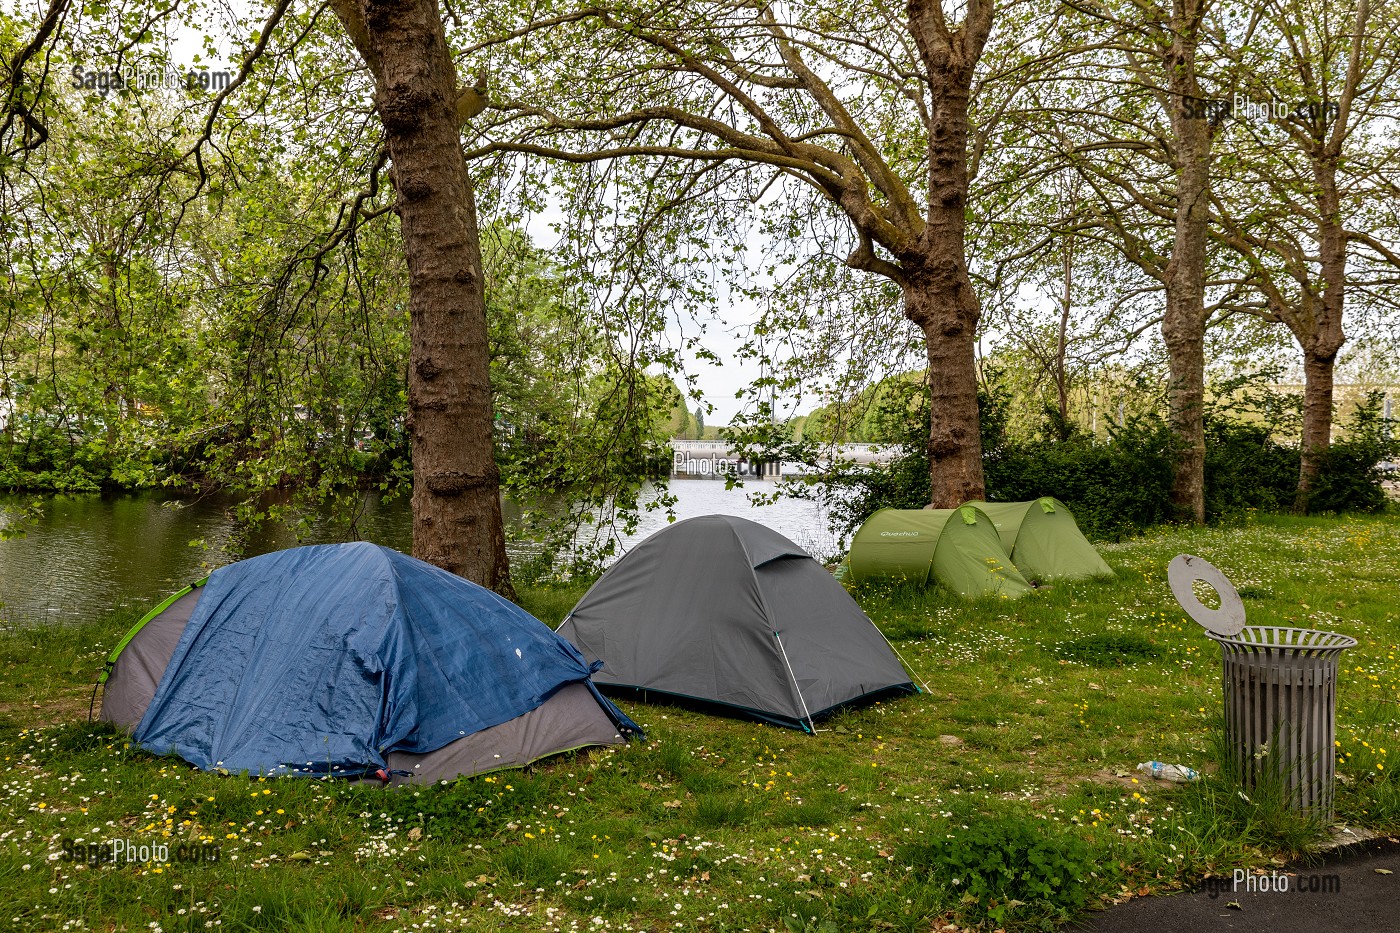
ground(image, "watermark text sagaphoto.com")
xmin=1200 ymin=869 xmax=1342 ymax=898
xmin=58 ymin=837 xmax=221 ymax=866
xmin=71 ymin=65 xmax=233 ymax=96
xmin=1184 ymin=94 xmax=1340 ymax=124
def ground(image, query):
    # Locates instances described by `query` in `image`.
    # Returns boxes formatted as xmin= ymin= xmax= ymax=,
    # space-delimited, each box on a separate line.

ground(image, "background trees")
xmin=465 ymin=0 xmax=1002 ymax=506
xmin=2 ymin=0 xmax=687 ymax=583
xmin=1209 ymin=0 xmax=1400 ymax=511
xmin=2 ymin=0 xmax=1398 ymax=561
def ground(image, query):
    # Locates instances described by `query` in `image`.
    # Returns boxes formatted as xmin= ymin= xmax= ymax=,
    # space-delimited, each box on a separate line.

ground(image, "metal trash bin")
xmin=1169 ymin=554 xmax=1358 ymax=816
xmin=1207 ymin=626 xmax=1356 ymax=815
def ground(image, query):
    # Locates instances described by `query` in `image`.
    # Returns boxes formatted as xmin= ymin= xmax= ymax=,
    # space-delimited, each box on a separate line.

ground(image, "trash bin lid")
xmin=1168 ymin=554 xmax=1246 ymax=637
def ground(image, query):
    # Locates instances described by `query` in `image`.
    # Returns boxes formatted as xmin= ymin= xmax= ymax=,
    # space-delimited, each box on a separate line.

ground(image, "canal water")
xmin=0 ymin=480 xmax=838 ymax=625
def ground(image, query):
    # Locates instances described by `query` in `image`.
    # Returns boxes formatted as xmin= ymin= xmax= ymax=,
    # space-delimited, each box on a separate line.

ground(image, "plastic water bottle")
xmin=1136 ymin=761 xmax=1201 ymax=783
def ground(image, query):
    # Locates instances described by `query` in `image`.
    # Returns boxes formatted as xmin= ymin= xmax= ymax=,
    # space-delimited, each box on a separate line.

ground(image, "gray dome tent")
xmin=557 ymin=515 xmax=917 ymax=731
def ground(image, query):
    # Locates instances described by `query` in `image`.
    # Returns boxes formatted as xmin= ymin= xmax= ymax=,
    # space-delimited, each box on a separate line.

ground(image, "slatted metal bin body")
xmin=1209 ymin=627 xmax=1356 ymax=815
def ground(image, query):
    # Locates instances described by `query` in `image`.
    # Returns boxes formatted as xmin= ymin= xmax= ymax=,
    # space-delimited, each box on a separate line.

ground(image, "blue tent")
xmin=105 ymin=542 xmax=638 ymax=781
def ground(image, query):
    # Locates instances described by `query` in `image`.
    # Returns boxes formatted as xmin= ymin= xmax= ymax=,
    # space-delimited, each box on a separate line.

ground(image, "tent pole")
xmin=872 ymin=628 xmax=931 ymax=694
xmin=773 ymin=632 xmax=816 ymax=732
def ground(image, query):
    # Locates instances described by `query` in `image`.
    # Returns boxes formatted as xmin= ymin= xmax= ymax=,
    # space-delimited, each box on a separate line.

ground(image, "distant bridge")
xmin=668 ymin=440 xmax=897 ymax=479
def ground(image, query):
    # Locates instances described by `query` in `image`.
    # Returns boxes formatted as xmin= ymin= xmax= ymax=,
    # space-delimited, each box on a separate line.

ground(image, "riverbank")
xmin=0 ymin=483 xmax=835 ymax=625
xmin=1 ymin=511 xmax=1397 ymax=931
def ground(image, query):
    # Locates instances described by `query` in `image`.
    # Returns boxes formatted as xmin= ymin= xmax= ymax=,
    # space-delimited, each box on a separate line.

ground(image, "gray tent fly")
xmin=557 ymin=515 xmax=919 ymax=731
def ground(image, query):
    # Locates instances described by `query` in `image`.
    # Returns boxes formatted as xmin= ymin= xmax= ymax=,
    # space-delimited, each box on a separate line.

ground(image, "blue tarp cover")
xmin=133 ymin=542 xmax=637 ymax=775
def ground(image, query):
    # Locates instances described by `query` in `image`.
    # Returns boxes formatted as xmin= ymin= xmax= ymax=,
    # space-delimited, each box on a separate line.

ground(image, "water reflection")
xmin=0 ymin=479 xmax=836 ymax=624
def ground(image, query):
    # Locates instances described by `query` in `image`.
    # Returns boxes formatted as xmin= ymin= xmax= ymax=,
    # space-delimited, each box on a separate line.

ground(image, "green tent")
xmin=846 ymin=505 xmax=1032 ymax=599
xmin=962 ymin=498 xmax=1113 ymax=583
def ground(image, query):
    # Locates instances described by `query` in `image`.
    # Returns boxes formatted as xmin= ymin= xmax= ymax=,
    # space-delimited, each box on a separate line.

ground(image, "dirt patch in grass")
xmin=0 ymin=686 xmax=98 ymax=728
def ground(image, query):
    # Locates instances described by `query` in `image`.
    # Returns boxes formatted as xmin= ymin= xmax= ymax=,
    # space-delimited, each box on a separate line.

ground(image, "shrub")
xmin=808 ymin=377 xmax=1396 ymax=542
xmin=746 ymin=371 xmax=1395 ymax=546
xmin=984 ymin=415 xmax=1177 ymax=539
xmin=1057 ymin=632 xmax=1162 ymax=667
xmin=1202 ymin=417 xmax=1299 ymax=520
xmin=1306 ymin=392 xmax=1399 ymax=514
xmin=898 ymin=810 xmax=1097 ymax=928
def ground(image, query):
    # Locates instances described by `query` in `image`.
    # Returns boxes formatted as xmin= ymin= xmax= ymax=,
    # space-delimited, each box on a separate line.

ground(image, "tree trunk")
xmin=900 ymin=0 xmax=991 ymax=508
xmin=352 ymin=0 xmax=514 ymax=596
xmin=1161 ymin=3 xmax=1213 ymax=524
xmin=1295 ymin=159 xmax=1347 ymax=513
xmin=1297 ymin=345 xmax=1338 ymax=510
xmin=1162 ymin=257 xmax=1207 ymax=523
xmin=1056 ymin=237 xmax=1072 ymax=428
xmin=905 ymin=271 xmax=984 ymax=506
xmin=899 ymin=41 xmax=985 ymax=507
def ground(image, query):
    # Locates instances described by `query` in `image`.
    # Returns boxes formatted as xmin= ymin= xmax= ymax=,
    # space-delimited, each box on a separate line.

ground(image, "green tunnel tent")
xmin=846 ymin=506 xmax=1031 ymax=599
xmin=962 ymin=498 xmax=1114 ymax=583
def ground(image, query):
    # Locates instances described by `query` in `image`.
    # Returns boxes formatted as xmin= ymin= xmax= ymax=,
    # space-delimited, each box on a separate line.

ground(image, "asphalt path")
xmin=1072 ymin=836 xmax=1400 ymax=933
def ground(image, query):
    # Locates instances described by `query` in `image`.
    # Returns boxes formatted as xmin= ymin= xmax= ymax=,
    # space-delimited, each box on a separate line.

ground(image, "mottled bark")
xmin=1298 ymin=346 xmax=1338 ymax=507
xmin=1295 ymin=159 xmax=1347 ymax=512
xmin=1162 ymin=284 xmax=1206 ymax=522
xmin=1161 ymin=0 xmax=1214 ymax=524
xmin=335 ymin=0 xmax=513 ymax=595
xmin=902 ymin=0 xmax=991 ymax=507
xmin=905 ymin=273 xmax=984 ymax=505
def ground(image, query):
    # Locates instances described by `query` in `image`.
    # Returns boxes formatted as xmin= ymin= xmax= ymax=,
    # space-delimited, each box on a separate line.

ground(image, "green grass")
xmin=1 ymin=511 xmax=1398 ymax=931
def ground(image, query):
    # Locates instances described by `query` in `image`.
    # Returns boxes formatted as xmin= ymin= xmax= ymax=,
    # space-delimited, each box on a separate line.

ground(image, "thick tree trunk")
xmin=353 ymin=0 xmax=514 ymax=595
xmin=1162 ymin=256 xmax=1207 ymax=523
xmin=1161 ymin=3 xmax=1213 ymax=524
xmin=905 ymin=274 xmax=984 ymax=506
xmin=898 ymin=30 xmax=986 ymax=508
xmin=1297 ymin=346 xmax=1338 ymax=510
xmin=1295 ymin=159 xmax=1347 ymax=513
